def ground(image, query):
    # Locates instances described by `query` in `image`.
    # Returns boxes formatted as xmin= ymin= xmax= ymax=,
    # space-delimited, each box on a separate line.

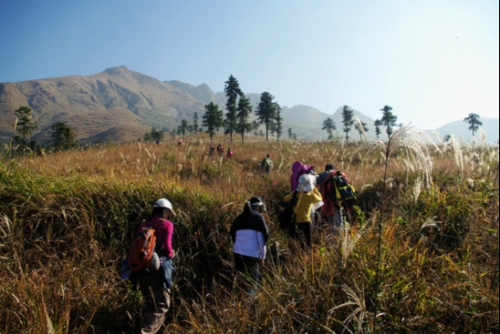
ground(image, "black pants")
xmin=294 ymin=222 xmax=312 ymax=247
xmin=234 ymin=253 xmax=260 ymax=294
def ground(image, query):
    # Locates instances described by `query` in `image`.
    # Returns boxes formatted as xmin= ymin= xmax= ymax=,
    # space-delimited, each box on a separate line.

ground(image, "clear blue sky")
xmin=1 ymin=0 xmax=498 ymax=130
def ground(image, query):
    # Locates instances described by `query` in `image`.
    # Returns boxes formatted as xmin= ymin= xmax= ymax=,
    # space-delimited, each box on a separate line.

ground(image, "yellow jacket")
xmin=284 ymin=188 xmax=323 ymax=223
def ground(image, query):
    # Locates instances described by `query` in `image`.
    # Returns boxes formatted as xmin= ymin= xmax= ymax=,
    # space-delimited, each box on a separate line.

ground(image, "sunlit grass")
xmin=0 ymin=133 xmax=498 ymax=333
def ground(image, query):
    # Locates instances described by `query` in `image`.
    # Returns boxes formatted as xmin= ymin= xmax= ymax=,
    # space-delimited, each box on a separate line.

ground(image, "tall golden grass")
xmin=0 ymin=133 xmax=498 ymax=333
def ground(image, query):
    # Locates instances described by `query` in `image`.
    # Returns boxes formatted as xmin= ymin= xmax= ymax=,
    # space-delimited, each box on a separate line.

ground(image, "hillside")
xmin=1 ymin=137 xmax=498 ymax=333
xmin=0 ymin=66 xmax=205 ymax=144
xmin=427 ymin=118 xmax=500 ymax=143
xmin=1 ymin=66 xmax=498 ymax=144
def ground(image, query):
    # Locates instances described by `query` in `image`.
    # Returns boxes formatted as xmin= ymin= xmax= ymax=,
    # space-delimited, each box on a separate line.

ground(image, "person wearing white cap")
xmin=284 ymin=174 xmax=323 ymax=248
xmin=133 ymin=198 xmax=176 ymax=334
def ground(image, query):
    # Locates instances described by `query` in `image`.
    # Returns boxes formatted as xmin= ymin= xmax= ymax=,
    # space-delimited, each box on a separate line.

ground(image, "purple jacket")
xmin=290 ymin=161 xmax=314 ymax=191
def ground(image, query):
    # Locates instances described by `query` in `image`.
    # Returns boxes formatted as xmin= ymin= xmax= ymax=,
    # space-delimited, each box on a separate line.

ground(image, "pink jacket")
xmin=140 ymin=215 xmax=174 ymax=258
xmin=290 ymin=161 xmax=314 ymax=191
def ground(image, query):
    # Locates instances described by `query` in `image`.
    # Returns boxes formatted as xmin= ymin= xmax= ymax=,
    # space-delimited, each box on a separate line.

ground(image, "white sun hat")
xmin=296 ymin=174 xmax=316 ymax=192
xmin=154 ymin=198 xmax=177 ymax=215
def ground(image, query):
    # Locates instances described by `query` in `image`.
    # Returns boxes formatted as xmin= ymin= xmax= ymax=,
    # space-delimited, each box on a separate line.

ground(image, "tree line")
xmin=7 ymin=84 xmax=485 ymax=154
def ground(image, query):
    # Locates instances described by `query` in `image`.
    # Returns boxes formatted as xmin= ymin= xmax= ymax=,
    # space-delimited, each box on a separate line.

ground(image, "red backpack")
xmin=128 ymin=219 xmax=164 ymax=272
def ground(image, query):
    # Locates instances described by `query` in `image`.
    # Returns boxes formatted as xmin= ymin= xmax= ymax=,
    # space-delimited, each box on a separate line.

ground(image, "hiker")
xmin=290 ymin=161 xmax=315 ymax=191
xmin=317 ymin=164 xmax=335 ymax=193
xmin=209 ymin=143 xmax=215 ymax=156
xmin=178 ymin=138 xmax=183 ymax=146
xmin=260 ymin=154 xmax=273 ymax=173
xmin=217 ymin=143 xmax=224 ymax=156
xmin=227 ymin=147 xmax=233 ymax=159
xmin=321 ymin=169 xmax=354 ymax=234
xmin=284 ymin=174 xmax=323 ymax=248
xmin=230 ymin=196 xmax=269 ymax=295
xmin=130 ymin=198 xmax=176 ymax=334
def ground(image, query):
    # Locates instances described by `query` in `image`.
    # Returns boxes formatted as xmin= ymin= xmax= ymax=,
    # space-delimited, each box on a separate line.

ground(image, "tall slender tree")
xmin=463 ymin=113 xmax=482 ymax=137
xmin=288 ymin=128 xmax=293 ymax=139
xmin=14 ymin=106 xmax=37 ymax=147
xmin=193 ymin=112 xmax=200 ymax=132
xmin=235 ymin=95 xmax=253 ymax=143
xmin=354 ymin=120 xmax=369 ymax=141
xmin=374 ymin=119 xmax=383 ymax=139
xmin=274 ymin=103 xmax=283 ymax=141
xmin=341 ymin=105 xmax=354 ymax=142
xmin=322 ymin=117 xmax=336 ymax=140
xmin=203 ymin=102 xmax=224 ymax=141
xmin=179 ymin=119 xmax=189 ymax=136
xmin=380 ymin=105 xmax=397 ymax=138
xmin=255 ymin=92 xmax=277 ymax=141
xmin=252 ymin=120 xmax=260 ymax=136
xmin=224 ymin=75 xmax=243 ymax=142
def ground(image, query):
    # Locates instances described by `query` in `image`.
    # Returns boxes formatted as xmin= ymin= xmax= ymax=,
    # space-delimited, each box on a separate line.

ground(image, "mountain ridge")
xmin=0 ymin=66 xmax=498 ymax=144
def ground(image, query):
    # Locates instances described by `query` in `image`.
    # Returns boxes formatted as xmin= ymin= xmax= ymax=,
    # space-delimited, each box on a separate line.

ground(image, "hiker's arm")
xmin=312 ymin=188 xmax=323 ymax=202
xmin=164 ymin=223 xmax=174 ymax=258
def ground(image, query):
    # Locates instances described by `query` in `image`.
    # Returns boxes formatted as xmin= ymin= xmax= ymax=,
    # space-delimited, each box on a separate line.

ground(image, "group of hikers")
xmin=209 ymin=143 xmax=233 ymax=158
xmin=124 ymin=157 xmax=356 ymax=333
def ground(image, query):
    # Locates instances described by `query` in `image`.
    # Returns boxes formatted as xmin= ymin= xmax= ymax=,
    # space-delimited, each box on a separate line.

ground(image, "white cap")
xmin=154 ymin=198 xmax=176 ymax=215
xmin=297 ymin=174 xmax=316 ymax=192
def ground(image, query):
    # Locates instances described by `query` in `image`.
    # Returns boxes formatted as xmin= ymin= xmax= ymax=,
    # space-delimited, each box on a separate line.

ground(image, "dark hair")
xmin=243 ymin=196 xmax=267 ymax=215
xmin=149 ymin=206 xmax=167 ymax=220
xmin=325 ymin=164 xmax=334 ymax=171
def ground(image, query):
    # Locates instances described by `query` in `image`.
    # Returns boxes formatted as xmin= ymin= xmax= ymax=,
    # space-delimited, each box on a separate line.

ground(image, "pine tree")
xmin=235 ymin=95 xmax=253 ymax=143
xmin=374 ymin=119 xmax=383 ymax=139
xmin=341 ymin=105 xmax=354 ymax=142
xmin=203 ymin=102 xmax=224 ymax=141
xmin=51 ymin=122 xmax=76 ymax=150
xmin=255 ymin=92 xmax=277 ymax=141
xmin=380 ymin=105 xmax=397 ymax=138
xmin=322 ymin=117 xmax=336 ymax=140
xmin=463 ymin=113 xmax=483 ymax=137
xmin=354 ymin=120 xmax=369 ymax=141
xmin=224 ymin=75 xmax=243 ymax=142
xmin=14 ymin=106 xmax=37 ymax=149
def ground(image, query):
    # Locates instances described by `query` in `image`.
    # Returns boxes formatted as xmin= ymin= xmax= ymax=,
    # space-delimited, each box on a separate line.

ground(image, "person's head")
xmin=267 ymin=153 xmax=271 ymax=158
xmin=297 ymin=174 xmax=316 ymax=192
xmin=325 ymin=164 xmax=334 ymax=171
xmin=244 ymin=196 xmax=267 ymax=214
xmin=152 ymin=198 xmax=177 ymax=218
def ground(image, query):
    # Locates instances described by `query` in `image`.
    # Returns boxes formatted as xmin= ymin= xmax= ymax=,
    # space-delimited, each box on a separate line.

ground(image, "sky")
xmin=0 ymin=0 xmax=498 ymax=130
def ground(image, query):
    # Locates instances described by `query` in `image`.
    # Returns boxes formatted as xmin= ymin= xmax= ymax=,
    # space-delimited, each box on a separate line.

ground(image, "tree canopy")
xmin=380 ymin=105 xmax=397 ymax=138
xmin=255 ymin=92 xmax=278 ymax=141
xmin=203 ymin=102 xmax=224 ymax=141
xmin=463 ymin=113 xmax=483 ymax=137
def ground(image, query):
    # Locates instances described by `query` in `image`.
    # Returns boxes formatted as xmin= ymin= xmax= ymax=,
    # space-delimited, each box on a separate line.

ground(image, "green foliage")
xmin=0 ymin=139 xmax=498 ymax=333
xmin=380 ymin=105 xmax=397 ymax=138
xmin=255 ymin=92 xmax=278 ymax=141
xmin=203 ymin=102 xmax=224 ymax=141
xmin=51 ymin=122 xmax=77 ymax=150
xmin=322 ymin=117 xmax=336 ymax=140
xmin=235 ymin=95 xmax=253 ymax=143
xmin=341 ymin=105 xmax=354 ymax=141
xmin=224 ymin=75 xmax=243 ymax=142
xmin=463 ymin=113 xmax=483 ymax=136
xmin=143 ymin=127 xmax=164 ymax=142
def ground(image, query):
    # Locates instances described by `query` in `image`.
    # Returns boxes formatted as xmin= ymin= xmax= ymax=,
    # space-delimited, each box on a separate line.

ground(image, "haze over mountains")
xmin=0 ymin=66 xmax=498 ymax=145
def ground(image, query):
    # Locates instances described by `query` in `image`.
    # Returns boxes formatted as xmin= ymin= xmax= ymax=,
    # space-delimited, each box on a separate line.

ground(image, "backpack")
xmin=332 ymin=172 xmax=356 ymax=207
xmin=261 ymin=157 xmax=271 ymax=170
xmin=278 ymin=191 xmax=299 ymax=231
xmin=128 ymin=219 xmax=164 ymax=273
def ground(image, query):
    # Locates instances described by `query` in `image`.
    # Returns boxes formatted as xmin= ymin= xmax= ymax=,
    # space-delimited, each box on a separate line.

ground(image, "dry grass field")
xmin=0 ymin=129 xmax=498 ymax=333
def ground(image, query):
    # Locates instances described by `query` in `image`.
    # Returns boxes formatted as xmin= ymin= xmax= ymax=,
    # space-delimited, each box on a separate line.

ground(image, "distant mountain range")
xmin=0 ymin=66 xmax=498 ymax=144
